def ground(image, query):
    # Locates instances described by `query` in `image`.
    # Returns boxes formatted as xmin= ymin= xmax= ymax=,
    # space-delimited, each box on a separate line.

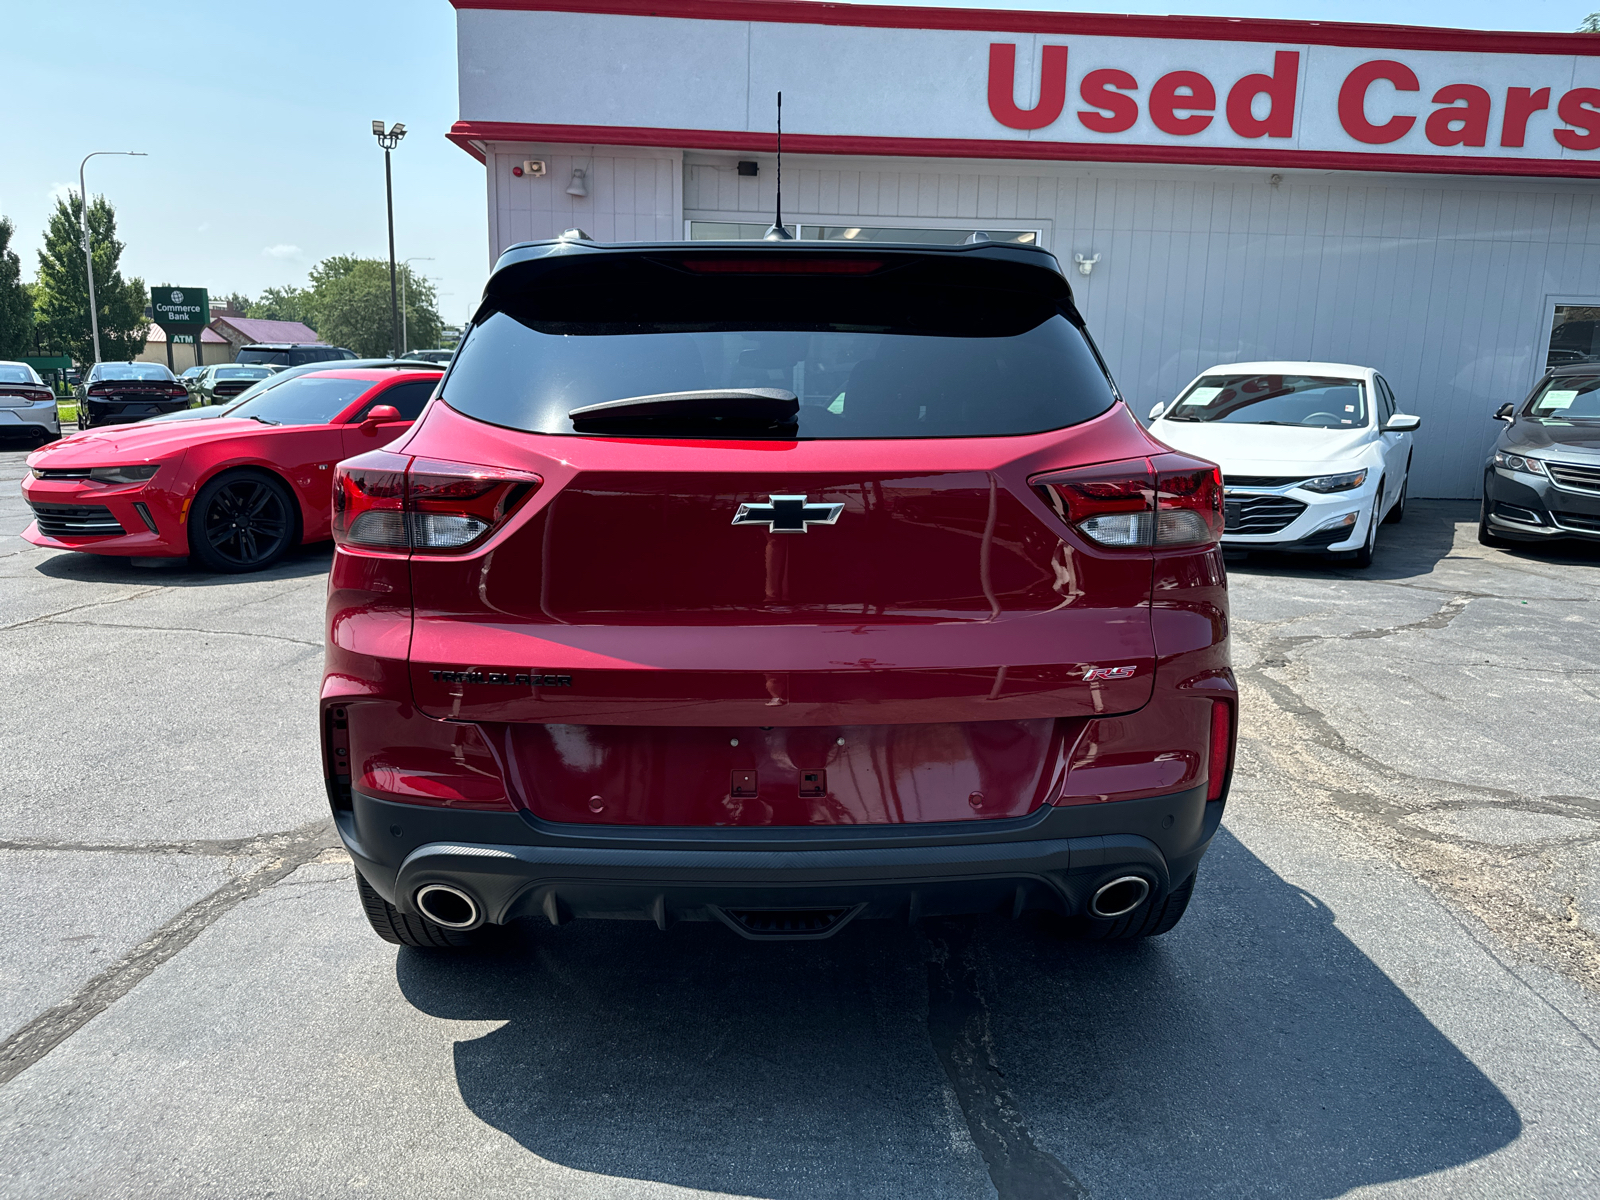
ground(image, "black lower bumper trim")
xmin=338 ymin=786 xmax=1222 ymax=929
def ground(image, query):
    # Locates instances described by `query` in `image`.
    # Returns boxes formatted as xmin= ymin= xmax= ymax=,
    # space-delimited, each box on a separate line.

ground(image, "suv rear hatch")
xmin=350 ymin=243 xmax=1176 ymax=825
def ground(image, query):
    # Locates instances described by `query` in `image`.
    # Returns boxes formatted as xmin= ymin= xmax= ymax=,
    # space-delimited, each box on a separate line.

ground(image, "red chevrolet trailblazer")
xmin=324 ymin=235 xmax=1236 ymax=948
xmin=21 ymin=367 xmax=442 ymax=571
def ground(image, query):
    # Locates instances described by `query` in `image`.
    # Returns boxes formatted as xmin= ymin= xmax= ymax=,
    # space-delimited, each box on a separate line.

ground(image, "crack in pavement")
xmin=1235 ymin=588 xmax=1600 ymax=1001
xmin=924 ymin=923 xmax=1089 ymax=1200
xmin=0 ymin=585 xmax=167 ymax=633
xmin=0 ymin=819 xmax=338 ymax=1087
xmin=33 ymin=618 xmax=321 ymax=649
xmin=0 ymin=826 xmax=344 ymax=858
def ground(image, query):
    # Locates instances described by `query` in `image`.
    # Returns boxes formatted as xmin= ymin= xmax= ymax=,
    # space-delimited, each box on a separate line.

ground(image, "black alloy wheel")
xmin=190 ymin=470 xmax=295 ymax=573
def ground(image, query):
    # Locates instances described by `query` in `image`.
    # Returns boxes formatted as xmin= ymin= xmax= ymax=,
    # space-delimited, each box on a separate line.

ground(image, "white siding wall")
xmin=486 ymin=144 xmax=683 ymax=252
xmin=487 ymin=147 xmax=1600 ymax=498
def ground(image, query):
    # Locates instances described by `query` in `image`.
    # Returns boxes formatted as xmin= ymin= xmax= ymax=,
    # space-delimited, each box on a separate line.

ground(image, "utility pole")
xmin=400 ymin=257 xmax=433 ymax=355
xmin=77 ymin=151 xmax=147 ymax=365
xmin=371 ymin=121 xmax=406 ymax=358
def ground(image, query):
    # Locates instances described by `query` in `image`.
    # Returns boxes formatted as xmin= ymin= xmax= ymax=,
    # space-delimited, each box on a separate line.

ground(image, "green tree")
xmin=34 ymin=192 xmax=148 ymax=365
xmin=1582 ymin=13 xmax=1600 ymax=30
xmin=219 ymin=291 xmax=252 ymax=317
xmin=307 ymin=256 xmax=440 ymax=356
xmin=0 ymin=216 xmax=33 ymax=359
xmin=248 ymin=284 xmax=317 ymax=329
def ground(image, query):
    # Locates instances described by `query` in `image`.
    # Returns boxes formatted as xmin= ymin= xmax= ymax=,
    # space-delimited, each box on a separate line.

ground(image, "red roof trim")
xmin=449 ymin=120 xmax=1600 ymax=180
xmin=449 ymin=0 xmax=1600 ymax=56
xmin=448 ymin=131 xmax=489 ymax=163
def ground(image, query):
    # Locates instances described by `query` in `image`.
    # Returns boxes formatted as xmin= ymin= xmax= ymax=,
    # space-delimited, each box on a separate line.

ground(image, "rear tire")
xmin=355 ymin=870 xmax=480 ymax=948
xmin=1069 ymin=869 xmax=1197 ymax=940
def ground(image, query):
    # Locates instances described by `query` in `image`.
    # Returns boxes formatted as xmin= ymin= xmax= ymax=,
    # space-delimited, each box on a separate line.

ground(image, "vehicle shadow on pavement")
xmin=395 ymin=827 xmax=1519 ymax=1199
xmin=1227 ymin=499 xmax=1467 ymax=584
xmin=27 ymin=542 xmax=333 ymax=585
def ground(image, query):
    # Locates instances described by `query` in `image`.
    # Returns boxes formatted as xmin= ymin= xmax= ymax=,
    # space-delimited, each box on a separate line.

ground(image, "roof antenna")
xmin=764 ymin=91 xmax=793 ymax=240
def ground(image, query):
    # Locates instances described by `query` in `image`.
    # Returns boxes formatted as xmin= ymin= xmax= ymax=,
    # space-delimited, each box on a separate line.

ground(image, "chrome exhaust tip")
xmin=415 ymin=883 xmax=482 ymax=929
xmin=1090 ymin=876 xmax=1151 ymax=919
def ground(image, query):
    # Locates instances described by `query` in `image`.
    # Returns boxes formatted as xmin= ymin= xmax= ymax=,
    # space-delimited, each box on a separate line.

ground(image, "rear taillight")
xmin=333 ymin=452 xmax=540 ymax=556
xmin=1033 ymin=455 xmax=1223 ymax=549
xmin=1207 ymin=699 xmax=1234 ymax=802
xmin=1033 ymin=459 xmax=1156 ymax=547
xmin=167 ymin=385 xmax=187 ymax=397
xmin=1154 ymin=458 xmax=1225 ymax=547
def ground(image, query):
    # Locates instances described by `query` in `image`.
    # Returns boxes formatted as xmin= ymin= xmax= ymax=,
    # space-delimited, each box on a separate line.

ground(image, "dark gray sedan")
xmin=1481 ymin=364 xmax=1600 ymax=546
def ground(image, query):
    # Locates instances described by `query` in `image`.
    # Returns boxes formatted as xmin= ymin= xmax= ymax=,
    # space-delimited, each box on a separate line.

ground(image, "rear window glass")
xmin=94 ymin=363 xmax=174 ymax=381
xmin=226 ymin=375 xmax=373 ymax=426
xmin=1528 ymin=374 xmax=1600 ymax=419
xmin=442 ymin=258 xmax=1114 ymax=439
xmin=0 ymin=366 xmax=35 ymax=384
xmin=1166 ymin=374 xmax=1368 ymax=428
xmin=237 ymin=349 xmax=288 ymax=365
xmin=216 ymin=366 xmax=272 ymax=380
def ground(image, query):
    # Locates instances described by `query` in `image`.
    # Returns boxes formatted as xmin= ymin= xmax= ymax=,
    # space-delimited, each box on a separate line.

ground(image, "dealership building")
xmin=449 ymin=0 xmax=1600 ymax=497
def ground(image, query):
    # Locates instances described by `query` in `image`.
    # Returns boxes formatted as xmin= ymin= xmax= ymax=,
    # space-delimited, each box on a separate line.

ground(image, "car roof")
xmin=482 ymin=236 xmax=1074 ymax=312
xmin=1546 ymin=361 xmax=1600 ymax=376
xmin=289 ymin=367 xmax=440 ymax=382
xmin=1195 ymin=361 xmax=1374 ymax=378
xmin=240 ymin=341 xmax=334 ymax=350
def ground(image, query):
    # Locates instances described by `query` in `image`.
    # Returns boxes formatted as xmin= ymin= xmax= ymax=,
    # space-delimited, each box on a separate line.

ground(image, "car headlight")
xmin=1493 ymin=451 xmax=1548 ymax=477
xmin=88 ymin=464 xmax=160 ymax=484
xmin=1300 ymin=469 xmax=1368 ymax=493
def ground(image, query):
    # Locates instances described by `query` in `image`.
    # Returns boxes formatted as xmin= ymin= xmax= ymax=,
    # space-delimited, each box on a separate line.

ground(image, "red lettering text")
xmin=1225 ymin=51 xmax=1300 ymax=139
xmin=987 ymin=43 xmax=1068 ymax=131
xmin=1078 ymin=68 xmax=1138 ymax=134
xmin=1555 ymin=87 xmax=1600 ymax=151
xmin=1338 ymin=60 xmax=1419 ymax=144
xmin=1150 ymin=71 xmax=1215 ymax=136
xmin=1424 ymin=84 xmax=1491 ymax=147
xmin=1500 ymin=87 xmax=1551 ymax=147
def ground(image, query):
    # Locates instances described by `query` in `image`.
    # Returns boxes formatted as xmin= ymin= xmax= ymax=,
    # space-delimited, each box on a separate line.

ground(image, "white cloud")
xmin=261 ymin=243 xmax=301 ymax=259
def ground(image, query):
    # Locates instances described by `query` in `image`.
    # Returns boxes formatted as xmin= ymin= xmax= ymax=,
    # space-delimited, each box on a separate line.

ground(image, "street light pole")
xmin=371 ymin=121 xmax=406 ymax=358
xmin=77 ymin=151 xmax=147 ymax=365
xmin=400 ymin=256 xmax=434 ymax=355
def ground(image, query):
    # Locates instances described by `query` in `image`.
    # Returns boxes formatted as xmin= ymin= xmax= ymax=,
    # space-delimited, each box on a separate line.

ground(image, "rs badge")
xmin=1083 ymin=665 xmax=1138 ymax=681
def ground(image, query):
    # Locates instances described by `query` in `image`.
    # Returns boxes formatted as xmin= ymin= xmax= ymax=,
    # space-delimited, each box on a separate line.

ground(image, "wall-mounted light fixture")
xmin=566 ymin=167 xmax=588 ymax=198
xmin=1074 ymin=253 xmax=1101 ymax=277
xmin=514 ymin=159 xmax=546 ymax=178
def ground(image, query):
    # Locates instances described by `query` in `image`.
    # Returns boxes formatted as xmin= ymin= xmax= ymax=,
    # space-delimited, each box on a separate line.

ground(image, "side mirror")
xmin=1384 ymin=413 xmax=1422 ymax=432
xmin=1147 ymin=402 xmax=1166 ymax=421
xmin=1493 ymin=402 xmax=1516 ymax=423
xmin=360 ymin=404 xmax=402 ymax=433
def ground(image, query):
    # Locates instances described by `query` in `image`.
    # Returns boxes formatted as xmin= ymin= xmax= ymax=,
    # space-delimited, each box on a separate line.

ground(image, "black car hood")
xmin=1506 ymin=420 xmax=1600 ymax=459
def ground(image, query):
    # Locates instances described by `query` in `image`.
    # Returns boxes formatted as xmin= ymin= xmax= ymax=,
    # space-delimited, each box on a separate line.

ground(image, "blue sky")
xmin=3 ymin=0 xmax=1594 ymax=329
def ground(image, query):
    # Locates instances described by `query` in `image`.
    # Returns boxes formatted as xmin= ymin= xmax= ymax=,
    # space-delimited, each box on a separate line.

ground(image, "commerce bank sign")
xmin=453 ymin=2 xmax=1600 ymax=178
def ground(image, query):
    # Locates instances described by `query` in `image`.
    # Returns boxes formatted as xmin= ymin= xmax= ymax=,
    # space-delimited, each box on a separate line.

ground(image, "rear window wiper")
xmin=569 ymin=388 xmax=798 ymax=426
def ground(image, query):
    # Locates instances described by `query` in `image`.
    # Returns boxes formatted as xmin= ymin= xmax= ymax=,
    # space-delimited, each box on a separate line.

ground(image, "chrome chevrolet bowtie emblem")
xmin=731 ymin=494 xmax=844 ymax=533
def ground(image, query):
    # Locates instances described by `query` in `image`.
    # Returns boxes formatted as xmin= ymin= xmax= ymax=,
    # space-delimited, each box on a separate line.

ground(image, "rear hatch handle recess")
xmin=569 ymin=389 xmax=798 ymax=427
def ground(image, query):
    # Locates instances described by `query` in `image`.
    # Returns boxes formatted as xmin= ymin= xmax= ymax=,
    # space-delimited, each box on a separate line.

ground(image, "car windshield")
xmin=216 ymin=367 xmax=272 ymax=380
xmin=0 ymin=365 xmax=35 ymax=384
xmin=225 ymin=374 xmax=374 ymax=426
xmin=1166 ymin=374 xmax=1368 ymax=427
xmin=94 ymin=363 xmax=174 ymax=381
xmin=445 ymin=267 xmax=1115 ymax=439
xmin=1527 ymin=374 xmax=1600 ymax=420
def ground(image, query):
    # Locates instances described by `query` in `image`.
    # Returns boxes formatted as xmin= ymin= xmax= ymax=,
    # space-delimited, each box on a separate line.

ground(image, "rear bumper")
xmin=337 ymin=784 xmax=1221 ymax=936
xmin=0 ymin=405 xmax=60 ymax=436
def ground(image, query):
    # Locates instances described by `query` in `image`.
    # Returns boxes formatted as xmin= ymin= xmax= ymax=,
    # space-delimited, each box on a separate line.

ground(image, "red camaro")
xmin=22 ymin=366 xmax=442 ymax=572
xmin=326 ymin=237 xmax=1237 ymax=951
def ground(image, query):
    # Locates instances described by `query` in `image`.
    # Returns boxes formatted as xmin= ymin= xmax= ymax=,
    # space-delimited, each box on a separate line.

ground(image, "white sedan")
xmin=1147 ymin=361 xmax=1420 ymax=566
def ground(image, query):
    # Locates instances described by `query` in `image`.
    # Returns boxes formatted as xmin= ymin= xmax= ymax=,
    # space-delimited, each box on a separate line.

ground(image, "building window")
xmin=1547 ymin=304 xmax=1600 ymax=370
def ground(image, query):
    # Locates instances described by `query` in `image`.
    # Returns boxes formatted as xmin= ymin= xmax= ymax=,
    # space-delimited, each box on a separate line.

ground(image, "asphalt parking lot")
xmin=1 ymin=441 xmax=1597 ymax=1199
